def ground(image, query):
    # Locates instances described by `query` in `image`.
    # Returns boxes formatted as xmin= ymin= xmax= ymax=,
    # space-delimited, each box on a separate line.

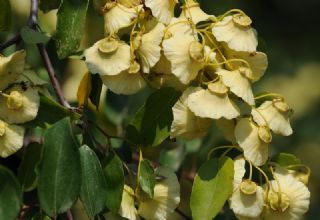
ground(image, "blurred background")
xmin=1 ymin=0 xmax=320 ymax=219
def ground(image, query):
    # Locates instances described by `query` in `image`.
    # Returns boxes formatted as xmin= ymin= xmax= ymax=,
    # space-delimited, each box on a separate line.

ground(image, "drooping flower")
xmin=0 ymin=85 xmax=40 ymax=124
xmin=216 ymin=67 xmax=255 ymax=105
xmin=138 ymin=167 xmax=180 ymax=220
xmin=0 ymin=50 xmax=26 ymax=90
xmin=103 ymin=3 xmax=143 ymax=34
xmin=251 ymin=99 xmax=293 ymax=136
xmin=212 ymin=14 xmax=258 ymax=52
xmin=179 ymin=0 xmax=214 ymax=24
xmin=264 ymin=168 xmax=310 ymax=220
xmin=84 ymin=37 xmax=131 ymax=76
xmin=234 ymin=118 xmax=271 ymax=166
xmin=170 ymin=87 xmax=212 ymax=139
xmin=145 ymin=0 xmax=177 ymax=25
xmin=187 ymin=81 xmax=240 ymax=119
xmin=229 ymin=157 xmax=265 ymax=219
xmin=0 ymin=120 xmax=25 ymax=158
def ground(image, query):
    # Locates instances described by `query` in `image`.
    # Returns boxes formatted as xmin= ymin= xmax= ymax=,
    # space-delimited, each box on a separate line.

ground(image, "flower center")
xmin=258 ymin=126 xmax=272 ymax=143
xmin=240 ymin=179 xmax=257 ymax=195
xmin=273 ymin=99 xmax=290 ymax=112
xmin=98 ymin=38 xmax=119 ymax=54
xmin=238 ymin=67 xmax=254 ymax=80
xmin=269 ymin=192 xmax=290 ymax=213
xmin=208 ymin=80 xmax=228 ymax=95
xmin=0 ymin=120 xmax=6 ymax=137
xmin=128 ymin=60 xmax=140 ymax=74
xmin=189 ymin=41 xmax=205 ymax=62
xmin=7 ymin=91 xmax=23 ymax=110
xmin=233 ymin=14 xmax=252 ymax=27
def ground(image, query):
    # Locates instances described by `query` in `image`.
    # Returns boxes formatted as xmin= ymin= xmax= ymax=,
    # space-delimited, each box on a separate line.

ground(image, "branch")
xmin=0 ymin=34 xmax=21 ymax=51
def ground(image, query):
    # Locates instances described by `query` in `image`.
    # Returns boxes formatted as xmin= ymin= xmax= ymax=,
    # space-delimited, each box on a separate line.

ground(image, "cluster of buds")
xmin=0 ymin=50 xmax=46 ymax=158
xmin=84 ymin=0 xmax=310 ymax=219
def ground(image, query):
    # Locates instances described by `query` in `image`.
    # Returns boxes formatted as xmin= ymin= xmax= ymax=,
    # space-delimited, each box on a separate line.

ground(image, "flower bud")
xmin=273 ymin=99 xmax=290 ymax=112
xmin=258 ymin=126 xmax=272 ymax=143
xmin=7 ymin=91 xmax=23 ymax=110
xmin=189 ymin=41 xmax=205 ymax=62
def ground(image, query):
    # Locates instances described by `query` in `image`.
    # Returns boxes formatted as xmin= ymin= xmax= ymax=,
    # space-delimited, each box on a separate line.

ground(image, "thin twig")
xmin=175 ymin=209 xmax=192 ymax=220
xmin=0 ymin=34 xmax=21 ymax=51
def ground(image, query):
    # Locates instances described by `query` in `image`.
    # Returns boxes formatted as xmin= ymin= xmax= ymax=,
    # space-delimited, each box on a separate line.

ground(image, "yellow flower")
xmin=138 ymin=167 xmax=180 ymax=220
xmin=179 ymin=0 xmax=214 ymax=24
xmin=0 ymin=120 xmax=25 ymax=158
xmin=170 ymin=87 xmax=212 ymax=139
xmin=0 ymin=85 xmax=40 ymax=124
xmin=212 ymin=14 xmax=258 ymax=52
xmin=0 ymin=50 xmax=26 ymax=90
xmin=145 ymin=0 xmax=177 ymax=25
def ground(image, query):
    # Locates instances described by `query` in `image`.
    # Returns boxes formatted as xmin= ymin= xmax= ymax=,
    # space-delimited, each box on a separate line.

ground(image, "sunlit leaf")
xmin=77 ymin=72 xmax=92 ymax=106
xmin=138 ymin=158 xmax=156 ymax=198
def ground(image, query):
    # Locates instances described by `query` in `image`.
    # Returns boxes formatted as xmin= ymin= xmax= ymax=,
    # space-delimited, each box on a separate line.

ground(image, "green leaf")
xmin=37 ymin=117 xmax=81 ymax=217
xmin=138 ymin=159 xmax=156 ymax=198
xmin=18 ymin=143 xmax=43 ymax=192
xmin=190 ymin=157 xmax=234 ymax=220
xmin=79 ymin=145 xmax=108 ymax=219
xmin=0 ymin=165 xmax=22 ymax=220
xmin=103 ymin=153 xmax=124 ymax=213
xmin=89 ymin=74 xmax=103 ymax=109
xmin=20 ymin=26 xmax=50 ymax=44
xmin=0 ymin=0 xmax=11 ymax=31
xmin=272 ymin=153 xmax=301 ymax=167
xmin=55 ymin=0 xmax=89 ymax=59
xmin=126 ymin=87 xmax=181 ymax=147
xmin=39 ymin=0 xmax=61 ymax=13
xmin=27 ymin=94 xmax=81 ymax=128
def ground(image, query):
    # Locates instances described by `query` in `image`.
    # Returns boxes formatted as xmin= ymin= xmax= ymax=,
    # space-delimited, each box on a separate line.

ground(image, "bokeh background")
xmin=1 ymin=0 xmax=320 ymax=219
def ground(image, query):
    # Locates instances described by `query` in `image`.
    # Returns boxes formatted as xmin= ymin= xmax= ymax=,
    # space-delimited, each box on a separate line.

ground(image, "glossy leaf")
xmin=190 ymin=157 xmax=234 ymax=220
xmin=18 ymin=143 xmax=43 ymax=192
xmin=77 ymin=72 xmax=92 ymax=106
xmin=20 ymin=26 xmax=50 ymax=44
xmin=126 ymin=87 xmax=181 ymax=147
xmin=138 ymin=159 xmax=156 ymax=198
xmin=79 ymin=145 xmax=107 ymax=219
xmin=0 ymin=165 xmax=22 ymax=220
xmin=272 ymin=153 xmax=301 ymax=167
xmin=103 ymin=152 xmax=124 ymax=213
xmin=39 ymin=0 xmax=61 ymax=13
xmin=37 ymin=117 xmax=81 ymax=217
xmin=0 ymin=0 xmax=11 ymax=31
xmin=55 ymin=0 xmax=89 ymax=58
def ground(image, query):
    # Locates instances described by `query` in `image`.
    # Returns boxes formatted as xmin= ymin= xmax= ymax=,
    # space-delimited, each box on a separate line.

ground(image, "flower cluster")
xmin=84 ymin=0 xmax=310 ymax=219
xmin=0 ymin=50 xmax=45 ymax=157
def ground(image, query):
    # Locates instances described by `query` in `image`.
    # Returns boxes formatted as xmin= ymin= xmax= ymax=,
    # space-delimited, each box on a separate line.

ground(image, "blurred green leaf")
xmin=138 ymin=159 xmax=156 ymax=198
xmin=89 ymin=74 xmax=103 ymax=109
xmin=38 ymin=117 xmax=81 ymax=217
xmin=55 ymin=0 xmax=89 ymax=59
xmin=103 ymin=152 xmax=124 ymax=213
xmin=79 ymin=145 xmax=107 ymax=219
xmin=39 ymin=0 xmax=61 ymax=13
xmin=190 ymin=157 xmax=234 ymax=220
xmin=20 ymin=26 xmax=50 ymax=44
xmin=0 ymin=0 xmax=11 ymax=31
xmin=272 ymin=153 xmax=301 ymax=167
xmin=18 ymin=143 xmax=43 ymax=192
xmin=27 ymin=94 xmax=81 ymax=128
xmin=126 ymin=87 xmax=181 ymax=147
xmin=0 ymin=165 xmax=22 ymax=220
xmin=160 ymin=145 xmax=185 ymax=171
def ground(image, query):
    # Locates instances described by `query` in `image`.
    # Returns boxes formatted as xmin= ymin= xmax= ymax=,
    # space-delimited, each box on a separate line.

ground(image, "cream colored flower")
xmin=145 ymin=0 xmax=176 ymax=25
xmin=170 ymin=87 xmax=212 ymax=139
xmin=164 ymin=17 xmax=196 ymax=39
xmin=103 ymin=3 xmax=143 ymax=34
xmin=225 ymin=49 xmax=268 ymax=82
xmin=117 ymin=0 xmax=141 ymax=8
xmin=84 ymin=38 xmax=131 ymax=76
xmin=251 ymin=100 xmax=293 ymax=136
xmin=179 ymin=0 xmax=214 ymax=24
xmin=135 ymin=22 xmax=165 ymax=73
xmin=101 ymin=67 xmax=146 ymax=95
xmin=215 ymin=118 xmax=236 ymax=143
xmin=212 ymin=15 xmax=258 ymax=52
xmin=163 ymin=35 xmax=204 ymax=84
xmin=233 ymin=156 xmax=246 ymax=189
xmin=234 ymin=118 xmax=271 ymax=166
xmin=0 ymin=120 xmax=25 ymax=158
xmin=0 ymin=85 xmax=40 ymax=124
xmin=264 ymin=168 xmax=310 ymax=220
xmin=119 ymin=185 xmax=140 ymax=220
xmin=217 ymin=68 xmax=255 ymax=105
xmin=187 ymin=82 xmax=240 ymax=119
xmin=0 ymin=50 xmax=26 ymax=90
xmin=138 ymin=167 xmax=180 ymax=220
